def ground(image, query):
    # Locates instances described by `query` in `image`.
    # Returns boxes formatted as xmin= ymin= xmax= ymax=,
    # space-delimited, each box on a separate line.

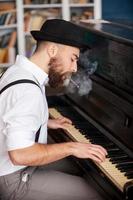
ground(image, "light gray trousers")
xmin=0 ymin=159 xmax=104 ymax=200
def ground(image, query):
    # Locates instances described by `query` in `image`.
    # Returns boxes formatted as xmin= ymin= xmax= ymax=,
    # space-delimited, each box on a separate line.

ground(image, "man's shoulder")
xmin=0 ymin=64 xmax=36 ymax=89
xmin=0 ymin=65 xmax=42 ymax=99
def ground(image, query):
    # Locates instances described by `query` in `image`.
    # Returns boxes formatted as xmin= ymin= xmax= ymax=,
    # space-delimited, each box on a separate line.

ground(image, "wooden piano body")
xmin=47 ymin=21 xmax=133 ymax=200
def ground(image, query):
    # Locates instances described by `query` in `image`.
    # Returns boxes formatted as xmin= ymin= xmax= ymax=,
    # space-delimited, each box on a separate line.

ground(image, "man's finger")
xmin=59 ymin=117 xmax=72 ymax=124
xmin=91 ymin=144 xmax=108 ymax=156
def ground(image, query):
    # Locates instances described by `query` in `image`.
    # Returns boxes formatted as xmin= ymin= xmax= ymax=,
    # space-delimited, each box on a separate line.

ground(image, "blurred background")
xmin=0 ymin=0 xmax=132 ymax=73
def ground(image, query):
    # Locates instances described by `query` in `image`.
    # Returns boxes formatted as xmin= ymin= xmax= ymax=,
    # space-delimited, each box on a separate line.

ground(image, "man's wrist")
xmin=65 ymin=142 xmax=76 ymax=157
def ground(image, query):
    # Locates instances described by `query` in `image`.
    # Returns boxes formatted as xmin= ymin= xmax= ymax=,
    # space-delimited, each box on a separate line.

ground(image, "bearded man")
xmin=0 ymin=19 xmax=107 ymax=200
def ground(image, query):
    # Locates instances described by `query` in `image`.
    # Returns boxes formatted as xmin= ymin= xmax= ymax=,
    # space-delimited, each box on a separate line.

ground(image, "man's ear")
xmin=47 ymin=43 xmax=58 ymax=58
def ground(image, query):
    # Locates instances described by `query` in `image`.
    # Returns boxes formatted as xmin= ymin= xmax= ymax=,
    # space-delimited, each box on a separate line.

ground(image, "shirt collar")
xmin=15 ymin=55 xmax=49 ymax=86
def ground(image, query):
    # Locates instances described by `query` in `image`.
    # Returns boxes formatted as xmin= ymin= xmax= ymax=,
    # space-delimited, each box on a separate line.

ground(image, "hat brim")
xmin=31 ymin=31 xmax=90 ymax=49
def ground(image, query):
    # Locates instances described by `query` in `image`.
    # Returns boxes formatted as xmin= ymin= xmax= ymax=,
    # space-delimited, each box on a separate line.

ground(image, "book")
xmin=24 ymin=0 xmax=61 ymax=4
xmin=0 ymin=9 xmax=16 ymax=25
xmin=0 ymin=13 xmax=8 ymax=25
xmin=30 ymin=13 xmax=44 ymax=30
xmin=0 ymin=47 xmax=15 ymax=64
xmin=8 ymin=31 xmax=17 ymax=48
xmin=70 ymin=0 xmax=89 ymax=3
xmin=0 ymin=3 xmax=15 ymax=11
xmin=24 ymin=0 xmax=32 ymax=4
xmin=24 ymin=12 xmax=31 ymax=32
xmin=4 ymin=13 xmax=12 ymax=25
xmin=0 ymin=34 xmax=11 ymax=48
xmin=8 ymin=47 xmax=15 ymax=64
xmin=0 ymin=29 xmax=16 ymax=65
xmin=0 ymin=48 xmax=8 ymax=63
xmin=71 ymin=8 xmax=93 ymax=21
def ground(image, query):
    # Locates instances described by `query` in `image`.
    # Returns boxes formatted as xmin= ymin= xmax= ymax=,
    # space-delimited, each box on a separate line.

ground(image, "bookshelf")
xmin=18 ymin=0 xmax=102 ymax=57
xmin=0 ymin=0 xmax=102 ymax=70
xmin=0 ymin=0 xmax=17 ymax=70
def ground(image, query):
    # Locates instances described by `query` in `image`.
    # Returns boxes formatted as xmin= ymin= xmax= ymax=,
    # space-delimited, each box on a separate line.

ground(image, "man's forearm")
xmin=9 ymin=141 xmax=107 ymax=166
xmin=9 ymin=142 xmax=73 ymax=166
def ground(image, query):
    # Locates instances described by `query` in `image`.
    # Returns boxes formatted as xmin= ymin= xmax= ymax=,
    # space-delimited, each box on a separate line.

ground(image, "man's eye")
xmin=71 ymin=58 xmax=74 ymax=62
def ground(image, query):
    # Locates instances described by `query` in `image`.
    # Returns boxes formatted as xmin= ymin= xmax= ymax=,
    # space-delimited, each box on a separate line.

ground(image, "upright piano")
xmin=47 ymin=21 xmax=133 ymax=200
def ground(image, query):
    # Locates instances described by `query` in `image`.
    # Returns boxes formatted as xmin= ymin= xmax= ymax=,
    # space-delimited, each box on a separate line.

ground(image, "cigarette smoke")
xmin=65 ymin=50 xmax=98 ymax=96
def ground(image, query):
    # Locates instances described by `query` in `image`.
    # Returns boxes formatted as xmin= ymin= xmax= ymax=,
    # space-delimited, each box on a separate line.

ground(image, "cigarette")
xmin=70 ymin=79 xmax=80 ymax=88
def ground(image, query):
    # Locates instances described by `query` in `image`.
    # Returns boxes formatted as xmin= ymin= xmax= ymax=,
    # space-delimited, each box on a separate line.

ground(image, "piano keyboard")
xmin=49 ymin=107 xmax=133 ymax=192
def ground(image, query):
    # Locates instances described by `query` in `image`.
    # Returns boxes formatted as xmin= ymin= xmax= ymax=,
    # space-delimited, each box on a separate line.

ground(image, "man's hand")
xmin=48 ymin=117 xmax=72 ymax=129
xmin=71 ymin=142 xmax=108 ymax=163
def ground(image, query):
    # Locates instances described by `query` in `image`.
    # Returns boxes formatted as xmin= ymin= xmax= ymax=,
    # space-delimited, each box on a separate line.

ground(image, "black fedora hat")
xmin=31 ymin=19 xmax=90 ymax=48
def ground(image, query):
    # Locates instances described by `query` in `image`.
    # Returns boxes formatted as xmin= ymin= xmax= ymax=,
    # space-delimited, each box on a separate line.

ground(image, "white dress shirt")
xmin=0 ymin=55 xmax=49 ymax=176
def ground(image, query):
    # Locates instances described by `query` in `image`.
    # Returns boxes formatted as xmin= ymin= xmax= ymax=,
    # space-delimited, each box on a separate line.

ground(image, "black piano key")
xmin=83 ymin=132 xmax=101 ymax=137
xmin=90 ymin=140 xmax=115 ymax=147
xmin=85 ymin=132 xmax=113 ymax=139
xmin=116 ymin=161 xmax=133 ymax=165
xmin=85 ymin=136 xmax=107 ymax=142
xmin=75 ymin=123 xmax=98 ymax=129
xmin=74 ymin=121 xmax=93 ymax=125
xmin=124 ymin=170 xmax=133 ymax=179
xmin=107 ymin=153 xmax=128 ymax=158
xmin=80 ymin=132 xmax=102 ymax=138
xmin=91 ymin=141 xmax=108 ymax=146
xmin=110 ymin=157 xmax=132 ymax=164
xmin=116 ymin=161 xmax=133 ymax=166
xmin=89 ymin=142 xmax=115 ymax=149
xmin=106 ymin=147 xmax=120 ymax=152
xmin=119 ymin=168 xmax=133 ymax=173
xmin=76 ymin=127 xmax=98 ymax=134
xmin=107 ymin=154 xmax=128 ymax=159
xmin=87 ymin=134 xmax=104 ymax=138
xmin=117 ymin=164 xmax=133 ymax=171
xmin=101 ymin=143 xmax=116 ymax=148
xmin=90 ymin=137 xmax=109 ymax=142
xmin=57 ymin=108 xmax=85 ymax=121
xmin=56 ymin=109 xmax=72 ymax=116
xmin=90 ymin=140 xmax=111 ymax=146
xmin=76 ymin=127 xmax=98 ymax=133
xmin=108 ymin=150 xmax=125 ymax=156
xmin=127 ymin=174 xmax=133 ymax=179
xmin=116 ymin=165 xmax=133 ymax=176
xmin=91 ymin=139 xmax=113 ymax=144
xmin=87 ymin=132 xmax=109 ymax=137
xmin=125 ymin=171 xmax=133 ymax=176
xmin=84 ymin=132 xmax=110 ymax=139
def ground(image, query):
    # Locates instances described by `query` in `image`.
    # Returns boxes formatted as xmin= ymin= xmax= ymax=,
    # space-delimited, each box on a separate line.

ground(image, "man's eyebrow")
xmin=73 ymin=54 xmax=79 ymax=60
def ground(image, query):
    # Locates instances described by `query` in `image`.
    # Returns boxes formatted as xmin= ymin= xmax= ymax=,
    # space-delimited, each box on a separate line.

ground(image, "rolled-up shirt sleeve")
xmin=2 ymin=85 xmax=44 ymax=151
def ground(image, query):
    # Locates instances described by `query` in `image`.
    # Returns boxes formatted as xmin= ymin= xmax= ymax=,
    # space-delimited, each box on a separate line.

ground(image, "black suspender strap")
xmin=0 ymin=79 xmax=42 ymax=142
xmin=35 ymin=126 xmax=41 ymax=142
xmin=0 ymin=79 xmax=40 ymax=95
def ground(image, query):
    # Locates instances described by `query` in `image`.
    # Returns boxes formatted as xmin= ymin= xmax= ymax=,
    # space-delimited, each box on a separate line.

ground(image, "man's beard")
xmin=48 ymin=57 xmax=71 ymax=88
